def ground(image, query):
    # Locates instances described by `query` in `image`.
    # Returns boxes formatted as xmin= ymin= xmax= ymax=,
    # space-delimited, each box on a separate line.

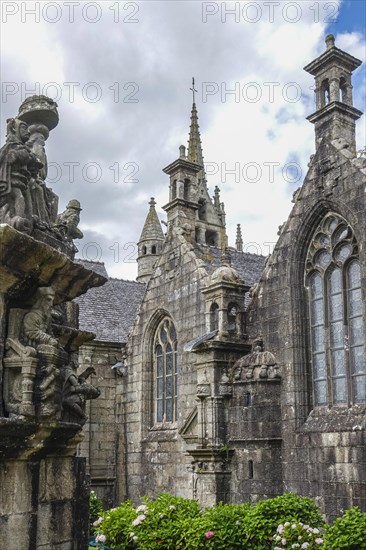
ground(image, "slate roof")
xmin=75 ymin=247 xmax=264 ymax=344
xmin=195 ymin=245 xmax=266 ymax=286
xmin=75 ymin=259 xmax=109 ymax=278
xmin=75 ymin=260 xmax=145 ymax=343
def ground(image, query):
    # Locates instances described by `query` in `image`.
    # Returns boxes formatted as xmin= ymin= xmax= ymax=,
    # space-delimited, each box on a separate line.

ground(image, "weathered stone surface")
xmin=0 ymin=224 xmax=106 ymax=303
xmin=0 ymin=96 xmax=106 ymax=548
xmin=75 ymin=37 xmax=366 ymax=522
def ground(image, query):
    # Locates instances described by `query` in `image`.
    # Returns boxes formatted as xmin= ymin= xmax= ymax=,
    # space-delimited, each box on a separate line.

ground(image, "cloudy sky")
xmin=1 ymin=0 xmax=365 ymax=280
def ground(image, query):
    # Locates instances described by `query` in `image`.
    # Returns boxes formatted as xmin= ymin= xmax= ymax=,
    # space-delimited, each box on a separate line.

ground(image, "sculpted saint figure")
xmin=23 ymin=287 xmax=59 ymax=349
xmin=23 ymin=287 xmax=62 ymax=416
xmin=0 ymin=117 xmax=41 ymax=233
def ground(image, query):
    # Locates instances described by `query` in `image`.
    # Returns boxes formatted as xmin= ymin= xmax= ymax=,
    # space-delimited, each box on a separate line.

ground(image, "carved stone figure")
xmin=17 ymin=95 xmax=60 ymax=228
xmin=3 ymin=310 xmax=38 ymax=418
xmin=61 ymin=361 xmax=100 ymax=425
xmin=23 ymin=287 xmax=59 ymax=350
xmin=0 ymin=117 xmax=40 ymax=233
xmin=22 ymin=286 xmax=65 ymax=417
xmin=56 ymin=199 xmax=84 ymax=240
xmin=27 ymin=124 xmax=55 ymax=226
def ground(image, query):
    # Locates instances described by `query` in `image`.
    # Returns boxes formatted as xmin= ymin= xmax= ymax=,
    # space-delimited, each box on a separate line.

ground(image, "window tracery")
xmin=306 ymin=213 xmax=366 ymax=406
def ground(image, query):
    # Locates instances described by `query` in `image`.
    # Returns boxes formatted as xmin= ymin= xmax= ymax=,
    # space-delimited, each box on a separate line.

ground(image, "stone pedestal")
xmin=0 ymin=224 xmax=106 ymax=549
xmin=0 ymin=454 xmax=88 ymax=550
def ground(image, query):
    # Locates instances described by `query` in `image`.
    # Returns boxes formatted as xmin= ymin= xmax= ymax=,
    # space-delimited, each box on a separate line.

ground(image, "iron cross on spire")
xmin=190 ymin=77 xmax=197 ymax=103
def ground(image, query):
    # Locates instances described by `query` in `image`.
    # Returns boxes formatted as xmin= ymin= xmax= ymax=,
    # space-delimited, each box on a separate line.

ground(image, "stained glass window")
xmin=306 ymin=214 xmax=365 ymax=406
xmin=154 ymin=318 xmax=178 ymax=422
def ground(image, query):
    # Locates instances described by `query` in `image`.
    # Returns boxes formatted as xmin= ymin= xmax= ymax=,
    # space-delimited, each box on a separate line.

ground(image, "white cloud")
xmin=1 ymin=0 xmax=364 ymax=280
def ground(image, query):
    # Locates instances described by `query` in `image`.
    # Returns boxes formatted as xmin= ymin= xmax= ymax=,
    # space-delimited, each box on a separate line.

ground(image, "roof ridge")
xmin=77 ymin=258 xmax=106 ymax=265
xmin=108 ymin=277 xmax=145 ymax=284
xmin=233 ymin=251 xmax=267 ymax=259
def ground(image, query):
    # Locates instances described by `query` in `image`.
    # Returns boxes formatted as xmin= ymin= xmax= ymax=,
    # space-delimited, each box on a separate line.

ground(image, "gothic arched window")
xmin=154 ymin=318 xmax=178 ymax=423
xmin=306 ymin=213 xmax=366 ymax=406
xmin=210 ymin=302 xmax=219 ymax=331
xmin=340 ymin=76 xmax=348 ymax=104
xmin=321 ymin=78 xmax=330 ymax=106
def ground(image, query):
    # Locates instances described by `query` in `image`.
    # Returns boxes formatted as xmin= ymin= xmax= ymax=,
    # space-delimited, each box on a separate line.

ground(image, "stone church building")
xmin=77 ymin=36 xmax=366 ymax=519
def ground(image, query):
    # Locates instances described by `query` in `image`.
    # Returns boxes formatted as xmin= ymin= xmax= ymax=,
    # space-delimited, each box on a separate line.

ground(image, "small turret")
xmin=137 ymin=198 xmax=164 ymax=283
xmin=304 ymin=34 xmax=363 ymax=151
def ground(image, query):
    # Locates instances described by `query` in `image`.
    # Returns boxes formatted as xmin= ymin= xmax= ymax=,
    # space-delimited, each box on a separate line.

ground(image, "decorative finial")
xmin=325 ymin=34 xmax=335 ymax=50
xmin=179 ymin=145 xmax=186 ymax=158
xmin=214 ymin=185 xmax=220 ymax=205
xmin=190 ymin=77 xmax=197 ymax=104
xmin=236 ymin=224 xmax=243 ymax=252
xmin=149 ymin=197 xmax=156 ymax=207
xmin=221 ymin=247 xmax=232 ymax=266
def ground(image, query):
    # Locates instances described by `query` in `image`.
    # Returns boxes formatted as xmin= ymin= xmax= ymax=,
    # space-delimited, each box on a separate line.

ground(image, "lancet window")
xmin=154 ymin=318 xmax=178 ymax=422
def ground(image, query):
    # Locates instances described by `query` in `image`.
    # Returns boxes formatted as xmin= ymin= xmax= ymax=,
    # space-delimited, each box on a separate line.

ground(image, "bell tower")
xmin=163 ymin=79 xmax=227 ymax=248
xmin=304 ymin=34 xmax=363 ymax=151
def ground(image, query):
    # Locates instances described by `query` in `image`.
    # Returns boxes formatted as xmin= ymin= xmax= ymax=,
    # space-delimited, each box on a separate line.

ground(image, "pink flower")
xmin=205 ymin=531 xmax=215 ymax=539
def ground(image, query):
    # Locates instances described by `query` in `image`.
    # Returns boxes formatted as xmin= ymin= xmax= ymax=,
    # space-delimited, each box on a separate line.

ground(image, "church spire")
xmin=187 ymin=78 xmax=204 ymax=167
xmin=162 ymin=81 xmax=228 ymax=250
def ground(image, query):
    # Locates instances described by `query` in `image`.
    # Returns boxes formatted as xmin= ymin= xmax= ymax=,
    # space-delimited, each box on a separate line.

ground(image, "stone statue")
xmin=0 ymin=96 xmax=84 ymax=260
xmin=26 ymin=124 xmax=55 ymax=226
xmin=23 ymin=287 xmax=59 ymax=350
xmin=22 ymin=286 xmax=64 ymax=417
xmin=17 ymin=95 xmax=60 ymax=229
xmin=56 ymin=199 xmax=84 ymax=240
xmin=0 ymin=117 xmax=40 ymax=233
xmin=61 ymin=360 xmax=100 ymax=425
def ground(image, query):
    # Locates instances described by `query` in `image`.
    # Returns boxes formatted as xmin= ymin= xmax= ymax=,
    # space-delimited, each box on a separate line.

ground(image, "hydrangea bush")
xmin=92 ymin=492 xmax=363 ymax=550
xmin=323 ymin=507 xmax=366 ymax=549
xmin=243 ymin=493 xmax=324 ymax=549
xmin=272 ymin=521 xmax=324 ymax=549
xmin=94 ymin=493 xmax=200 ymax=549
xmin=180 ymin=502 xmax=252 ymax=549
xmin=90 ymin=490 xmax=104 ymax=534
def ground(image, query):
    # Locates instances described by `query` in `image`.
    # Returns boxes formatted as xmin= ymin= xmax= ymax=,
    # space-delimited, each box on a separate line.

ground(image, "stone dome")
xmin=210 ymin=264 xmax=240 ymax=283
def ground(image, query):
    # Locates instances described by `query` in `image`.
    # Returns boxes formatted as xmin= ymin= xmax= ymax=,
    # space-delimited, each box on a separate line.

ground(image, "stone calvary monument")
xmin=0 ymin=96 xmax=105 ymax=549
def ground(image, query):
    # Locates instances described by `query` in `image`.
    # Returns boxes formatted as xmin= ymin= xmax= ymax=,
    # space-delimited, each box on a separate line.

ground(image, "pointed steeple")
xmin=137 ymin=198 xmax=164 ymax=283
xmin=138 ymin=198 xmax=164 ymax=243
xmin=187 ymin=78 xmax=204 ymax=167
xmin=235 ymin=224 xmax=243 ymax=252
xmin=162 ymin=80 xmax=228 ymax=249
